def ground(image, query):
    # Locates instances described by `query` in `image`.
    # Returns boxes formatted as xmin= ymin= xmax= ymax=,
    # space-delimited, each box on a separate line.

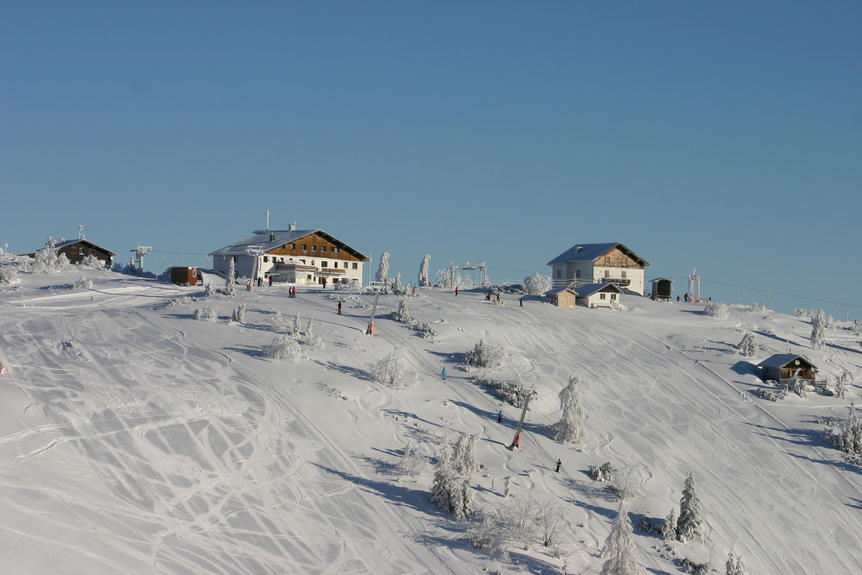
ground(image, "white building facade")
xmin=210 ymin=225 xmax=368 ymax=287
xmin=547 ymin=243 xmax=649 ymax=295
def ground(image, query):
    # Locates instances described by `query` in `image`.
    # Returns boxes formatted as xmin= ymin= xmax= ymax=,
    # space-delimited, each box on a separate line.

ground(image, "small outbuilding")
xmin=758 ymin=354 xmax=818 ymax=382
xmin=170 ymin=267 xmax=199 ymax=286
xmin=547 ymin=287 xmax=576 ymax=307
xmin=574 ymin=282 xmax=622 ymax=309
xmin=650 ymin=278 xmax=673 ymax=301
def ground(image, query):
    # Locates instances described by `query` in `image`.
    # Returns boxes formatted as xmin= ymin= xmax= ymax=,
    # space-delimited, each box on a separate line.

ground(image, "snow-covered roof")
xmin=547 ymin=287 xmax=574 ymax=295
xmin=574 ymin=282 xmax=623 ymax=297
xmin=209 ymin=229 xmax=368 ymax=261
xmin=546 ymin=243 xmax=649 ymax=267
xmin=757 ymin=354 xmax=817 ymax=370
xmin=55 ymin=238 xmax=117 ymax=255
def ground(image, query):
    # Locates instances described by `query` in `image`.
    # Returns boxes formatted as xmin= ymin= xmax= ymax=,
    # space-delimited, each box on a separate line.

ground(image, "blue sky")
xmin=3 ymin=2 xmax=860 ymax=317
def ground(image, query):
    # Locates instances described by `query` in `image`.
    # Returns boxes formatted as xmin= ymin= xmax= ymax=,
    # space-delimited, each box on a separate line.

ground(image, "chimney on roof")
xmin=270 ymin=231 xmax=275 ymax=242
xmin=576 ymin=246 xmax=583 ymax=254
xmin=266 ymin=210 xmax=270 ymax=230
xmin=289 ymin=222 xmax=296 ymax=231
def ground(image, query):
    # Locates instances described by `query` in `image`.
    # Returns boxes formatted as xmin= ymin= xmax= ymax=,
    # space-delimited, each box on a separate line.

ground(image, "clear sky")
xmin=3 ymin=2 xmax=860 ymax=318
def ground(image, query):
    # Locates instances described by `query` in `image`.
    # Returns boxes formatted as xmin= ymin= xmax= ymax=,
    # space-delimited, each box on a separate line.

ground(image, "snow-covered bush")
xmin=376 ymin=251 xmax=390 ymax=284
xmin=433 ymin=269 xmax=452 ymax=288
xmin=555 ymin=375 xmax=585 ymax=443
xmin=73 ymin=276 xmax=93 ymax=290
xmin=836 ymin=371 xmax=852 ymax=399
xmin=737 ymin=333 xmax=757 ymax=357
xmin=523 ymin=272 xmax=552 ymax=296
xmin=394 ymin=297 xmax=410 ymax=323
xmin=263 ymin=334 xmax=302 ymax=361
xmin=810 ymin=309 xmax=827 ymax=350
xmin=468 ymin=509 xmax=511 ymax=551
xmin=230 ymin=303 xmax=246 ymax=323
xmin=473 ymin=374 xmax=535 ymax=407
xmin=590 ymin=462 xmax=615 ymax=482
xmin=704 ymin=302 xmax=729 ymax=319
xmin=80 ymin=254 xmax=105 ymax=269
xmin=825 ymin=403 xmax=862 ymax=461
xmin=779 ymin=372 xmax=808 ymax=397
xmin=204 ymin=282 xmax=216 ymax=297
xmin=451 ymin=434 xmax=479 ymax=475
xmin=600 ymin=504 xmax=640 ymax=575
xmin=0 ymin=267 xmax=19 ymax=285
xmin=29 ymin=237 xmax=71 ymax=274
xmin=398 ymin=440 xmax=427 ymax=477
xmin=726 ymin=552 xmax=745 ymax=575
xmin=369 ymin=347 xmax=415 ymax=390
xmin=409 ymin=319 xmax=436 ymax=338
xmin=418 ymin=253 xmax=430 ymax=287
xmin=271 ymin=311 xmax=291 ymax=332
xmin=430 ymin=460 xmax=472 ymax=520
xmin=749 ymin=302 xmax=767 ymax=313
xmin=194 ymin=306 xmax=217 ymax=322
xmin=465 ymin=337 xmax=505 ymax=369
xmin=292 ymin=314 xmax=302 ymax=337
xmin=224 ymin=258 xmax=237 ymax=296
xmin=676 ymin=473 xmax=705 ymax=543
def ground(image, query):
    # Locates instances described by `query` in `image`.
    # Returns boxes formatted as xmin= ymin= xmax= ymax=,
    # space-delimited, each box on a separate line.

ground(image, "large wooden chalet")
xmin=547 ymin=242 xmax=649 ymax=296
xmin=209 ymin=225 xmax=369 ymax=287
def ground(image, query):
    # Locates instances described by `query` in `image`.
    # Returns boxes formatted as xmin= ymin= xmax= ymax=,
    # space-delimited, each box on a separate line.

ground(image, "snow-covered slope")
xmin=1 ymin=267 xmax=860 ymax=574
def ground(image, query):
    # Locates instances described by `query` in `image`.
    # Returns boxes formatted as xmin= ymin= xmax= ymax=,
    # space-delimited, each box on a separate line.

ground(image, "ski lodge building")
xmin=22 ymin=238 xmax=115 ymax=268
xmin=209 ymin=225 xmax=368 ymax=287
xmin=547 ymin=242 xmax=649 ymax=296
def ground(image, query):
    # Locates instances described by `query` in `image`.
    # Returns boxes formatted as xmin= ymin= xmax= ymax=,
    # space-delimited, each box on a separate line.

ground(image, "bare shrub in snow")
xmin=704 ymin=302 xmax=728 ymax=319
xmin=810 ymin=309 xmax=827 ymax=350
xmin=230 ymin=303 xmax=246 ymax=323
xmin=465 ymin=337 xmax=504 ymax=368
xmin=554 ymin=375 xmax=585 ymax=444
xmin=610 ymin=466 xmax=648 ymax=502
xmin=224 ymin=257 xmax=236 ymax=296
xmin=263 ymin=334 xmax=302 ymax=361
xmin=825 ymin=403 xmax=862 ymax=461
xmin=418 ymin=253 xmax=430 ymax=287
xmin=73 ymin=277 xmax=93 ymax=290
xmin=600 ymin=503 xmax=640 ymax=575
xmin=726 ymin=552 xmax=745 ymax=575
xmin=749 ymin=302 xmax=767 ymax=313
xmin=194 ymin=306 xmax=217 ymax=322
xmin=536 ymin=500 xmax=566 ymax=548
xmin=737 ymin=333 xmax=757 ymax=357
xmin=523 ymin=272 xmax=552 ymax=296
xmin=369 ymin=347 xmax=415 ymax=390
xmin=676 ymin=473 xmax=705 ymax=543
xmin=468 ymin=509 xmax=511 ymax=552
xmin=376 ymin=251 xmax=390 ymax=284
xmin=398 ymin=440 xmax=427 ymax=477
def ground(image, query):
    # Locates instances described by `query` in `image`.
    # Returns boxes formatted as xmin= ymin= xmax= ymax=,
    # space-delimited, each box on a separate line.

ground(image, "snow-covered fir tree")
xmin=726 ymin=552 xmax=745 ymax=575
xmin=305 ymin=318 xmax=313 ymax=338
xmin=451 ymin=434 xmax=479 ymax=474
xmin=523 ymin=272 xmax=552 ymax=296
xmin=430 ymin=459 xmax=472 ymax=521
xmin=369 ymin=347 xmax=415 ymax=389
xmin=737 ymin=333 xmax=757 ymax=357
xmin=676 ymin=473 xmax=705 ymax=542
xmin=810 ymin=309 xmax=827 ymax=350
xmin=661 ymin=509 xmax=677 ymax=541
xmin=418 ymin=253 xmax=431 ymax=287
xmin=293 ymin=314 xmax=302 ymax=337
xmin=230 ymin=303 xmax=246 ymax=323
xmin=194 ymin=306 xmax=217 ymax=322
xmin=395 ymin=297 xmax=410 ymax=323
xmin=555 ymin=375 xmax=585 ymax=444
xmin=465 ymin=337 xmax=504 ymax=368
xmin=827 ymin=402 xmax=862 ymax=458
xmin=376 ymin=251 xmax=390 ymax=284
xmin=393 ymin=272 xmax=403 ymax=294
xmin=225 ymin=257 xmax=236 ymax=296
xmin=600 ymin=503 xmax=640 ymax=575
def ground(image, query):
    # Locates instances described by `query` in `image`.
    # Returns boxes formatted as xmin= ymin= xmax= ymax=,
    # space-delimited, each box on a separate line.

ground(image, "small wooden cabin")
xmin=547 ymin=287 xmax=576 ymax=307
xmin=650 ymin=278 xmax=673 ymax=301
xmin=758 ymin=354 xmax=817 ymax=382
xmin=170 ymin=266 xmax=199 ymax=286
xmin=23 ymin=238 xmax=115 ymax=267
xmin=574 ymin=282 xmax=622 ymax=309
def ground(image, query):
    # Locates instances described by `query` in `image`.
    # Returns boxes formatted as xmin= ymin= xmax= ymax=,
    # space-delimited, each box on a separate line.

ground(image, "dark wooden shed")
xmin=650 ymin=278 xmax=673 ymax=301
xmin=170 ymin=267 xmax=199 ymax=286
xmin=758 ymin=354 xmax=817 ymax=382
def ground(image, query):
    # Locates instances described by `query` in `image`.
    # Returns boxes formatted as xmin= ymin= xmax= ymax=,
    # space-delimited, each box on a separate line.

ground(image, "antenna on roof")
xmin=78 ymin=225 xmax=85 ymax=240
xmin=266 ymin=210 xmax=270 ymax=231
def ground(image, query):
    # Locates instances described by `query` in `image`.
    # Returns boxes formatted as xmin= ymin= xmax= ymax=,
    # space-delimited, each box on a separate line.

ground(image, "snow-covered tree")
xmin=705 ymin=302 xmax=729 ymax=319
xmin=231 ymin=303 xmax=246 ymax=323
xmin=194 ymin=306 xmax=217 ymax=322
xmin=827 ymin=402 xmax=862 ymax=458
xmin=369 ymin=347 xmax=415 ymax=389
xmin=376 ymin=251 xmax=390 ymax=284
xmin=555 ymin=375 xmax=585 ymax=444
xmin=430 ymin=460 xmax=471 ymax=519
xmin=811 ymin=309 xmax=827 ymax=350
xmin=398 ymin=440 xmax=425 ymax=477
xmin=395 ymin=297 xmax=410 ymax=323
xmin=80 ymin=254 xmax=105 ymax=269
xmin=205 ymin=282 xmax=216 ymax=297
xmin=726 ymin=552 xmax=745 ymax=575
xmin=305 ymin=318 xmax=313 ymax=337
xmin=836 ymin=371 xmax=852 ymax=399
xmin=225 ymin=257 xmax=236 ymax=296
xmin=393 ymin=272 xmax=403 ymax=294
xmin=418 ymin=253 xmax=431 ymax=287
xmin=73 ymin=277 xmax=93 ymax=290
xmin=452 ymin=434 xmax=479 ymax=474
xmin=523 ymin=272 xmax=552 ymax=296
xmin=661 ymin=509 xmax=677 ymax=541
xmin=433 ymin=268 xmax=452 ymax=288
xmin=292 ymin=314 xmax=302 ymax=336
xmin=30 ymin=237 xmax=70 ymax=274
xmin=676 ymin=473 xmax=705 ymax=543
xmin=271 ymin=311 xmax=290 ymax=332
xmin=737 ymin=333 xmax=757 ymax=357
xmin=0 ymin=267 xmax=18 ymax=285
xmin=465 ymin=337 xmax=504 ymax=368
xmin=600 ymin=504 xmax=640 ymax=575
xmin=263 ymin=334 xmax=302 ymax=361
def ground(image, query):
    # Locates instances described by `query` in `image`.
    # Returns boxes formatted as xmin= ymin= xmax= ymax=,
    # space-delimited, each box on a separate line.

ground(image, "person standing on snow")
xmin=441 ymin=367 xmax=447 ymax=380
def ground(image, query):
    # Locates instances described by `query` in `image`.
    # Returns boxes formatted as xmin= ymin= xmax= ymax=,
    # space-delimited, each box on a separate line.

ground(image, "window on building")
xmin=290 ymin=243 xmax=296 ymax=250
xmin=333 ymin=247 xmax=339 ymax=253
xmin=576 ymin=269 xmax=581 ymax=279
xmin=280 ymin=257 xmax=284 ymax=262
xmin=300 ymin=259 xmax=306 ymax=264
xmin=311 ymin=245 xmax=317 ymax=252
xmin=302 ymin=244 xmax=307 ymax=251
xmin=621 ymin=271 xmax=627 ymax=278
xmin=333 ymin=261 xmax=338 ymax=268
xmin=263 ymin=256 xmax=269 ymax=262
xmin=321 ymin=261 xmax=328 ymax=268
xmin=192 ymin=269 xmax=197 ymax=278
xmin=352 ymin=262 xmax=358 ymax=270
xmin=600 ymin=293 xmax=606 ymax=300
xmin=321 ymin=246 xmax=327 ymax=253
xmin=604 ymin=270 xmax=610 ymax=278
xmin=611 ymin=293 xmax=617 ymax=300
